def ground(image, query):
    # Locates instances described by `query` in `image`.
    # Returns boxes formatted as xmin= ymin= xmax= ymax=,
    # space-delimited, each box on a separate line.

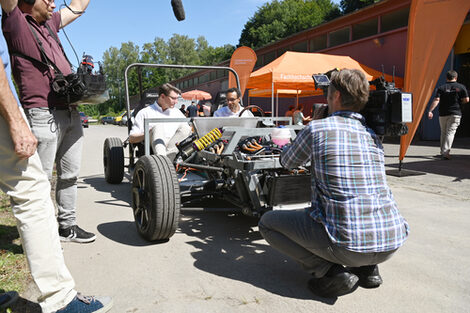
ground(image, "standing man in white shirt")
xmin=213 ymin=87 xmax=254 ymax=117
xmin=129 ymin=83 xmax=192 ymax=160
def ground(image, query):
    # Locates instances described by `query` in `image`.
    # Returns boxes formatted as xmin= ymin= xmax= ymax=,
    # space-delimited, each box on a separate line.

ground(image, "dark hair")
xmin=446 ymin=70 xmax=458 ymax=80
xmin=159 ymin=83 xmax=181 ymax=97
xmin=19 ymin=0 xmax=36 ymax=5
xmin=226 ymin=87 xmax=241 ymax=98
xmin=329 ymin=69 xmax=369 ymax=111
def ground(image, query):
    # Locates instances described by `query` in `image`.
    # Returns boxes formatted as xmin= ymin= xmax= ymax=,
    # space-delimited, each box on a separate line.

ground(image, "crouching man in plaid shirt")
xmin=258 ymin=69 xmax=409 ymax=298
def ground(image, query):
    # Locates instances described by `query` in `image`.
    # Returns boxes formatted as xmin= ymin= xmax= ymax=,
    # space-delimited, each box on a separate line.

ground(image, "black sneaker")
xmin=59 ymin=225 xmax=96 ymax=243
xmin=56 ymin=293 xmax=112 ymax=313
xmin=0 ymin=291 xmax=18 ymax=310
xmin=349 ymin=265 xmax=383 ymax=288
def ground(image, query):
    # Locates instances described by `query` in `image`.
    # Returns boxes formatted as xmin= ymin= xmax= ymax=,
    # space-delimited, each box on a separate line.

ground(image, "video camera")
xmin=312 ymin=70 xmax=412 ymax=137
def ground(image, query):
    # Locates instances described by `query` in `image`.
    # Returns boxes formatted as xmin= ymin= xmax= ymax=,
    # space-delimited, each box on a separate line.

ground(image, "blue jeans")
xmin=258 ymin=209 xmax=396 ymax=277
xmin=25 ymin=107 xmax=83 ymax=228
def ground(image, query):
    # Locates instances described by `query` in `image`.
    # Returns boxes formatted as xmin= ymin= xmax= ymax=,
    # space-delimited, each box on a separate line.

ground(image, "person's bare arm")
xmin=461 ymin=96 xmax=469 ymax=105
xmin=0 ymin=56 xmax=37 ymax=159
xmin=60 ymin=0 xmax=89 ymax=28
xmin=0 ymin=0 xmax=18 ymax=13
xmin=129 ymin=133 xmax=144 ymax=144
xmin=427 ymin=98 xmax=440 ymax=119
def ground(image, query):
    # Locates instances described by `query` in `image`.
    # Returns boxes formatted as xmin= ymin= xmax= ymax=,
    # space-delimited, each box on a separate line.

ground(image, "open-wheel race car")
xmin=102 ymin=63 xmax=311 ymax=242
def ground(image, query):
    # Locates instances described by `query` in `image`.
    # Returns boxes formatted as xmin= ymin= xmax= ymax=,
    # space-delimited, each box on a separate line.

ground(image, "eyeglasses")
xmin=167 ymin=95 xmax=179 ymax=101
xmin=41 ymin=0 xmax=55 ymax=6
xmin=226 ymin=97 xmax=239 ymax=102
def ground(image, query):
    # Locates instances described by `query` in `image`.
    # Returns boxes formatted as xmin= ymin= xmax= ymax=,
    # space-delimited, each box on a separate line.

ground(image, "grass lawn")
xmin=0 ymin=191 xmax=30 ymax=298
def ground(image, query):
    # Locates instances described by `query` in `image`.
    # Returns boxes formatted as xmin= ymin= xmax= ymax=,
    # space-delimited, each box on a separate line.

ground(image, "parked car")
xmin=120 ymin=114 xmax=128 ymax=126
xmin=114 ymin=111 xmax=127 ymax=125
xmin=100 ymin=116 xmax=115 ymax=125
xmin=79 ymin=112 xmax=89 ymax=128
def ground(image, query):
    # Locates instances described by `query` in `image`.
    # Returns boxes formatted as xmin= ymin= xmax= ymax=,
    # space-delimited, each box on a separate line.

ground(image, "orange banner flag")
xmin=228 ymin=46 xmax=257 ymax=99
xmin=399 ymin=0 xmax=470 ymax=161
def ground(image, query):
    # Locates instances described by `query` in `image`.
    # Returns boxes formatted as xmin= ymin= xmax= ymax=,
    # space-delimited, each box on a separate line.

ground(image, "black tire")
xmin=132 ymin=155 xmax=180 ymax=241
xmin=103 ymin=137 xmax=124 ymax=184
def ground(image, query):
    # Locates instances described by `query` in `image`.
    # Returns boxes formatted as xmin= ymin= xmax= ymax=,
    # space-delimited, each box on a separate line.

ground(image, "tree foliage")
xmin=239 ymin=0 xmax=340 ymax=49
xmin=97 ymin=34 xmax=234 ymax=116
xmin=340 ymin=0 xmax=378 ymax=15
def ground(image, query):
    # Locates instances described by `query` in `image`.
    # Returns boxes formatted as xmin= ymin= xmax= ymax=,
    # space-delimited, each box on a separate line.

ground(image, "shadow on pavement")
xmin=96 ymin=221 xmax=164 ymax=247
xmin=178 ymin=211 xmax=336 ymax=305
xmin=387 ymin=154 xmax=470 ymax=180
xmin=81 ymin=175 xmax=132 ymax=207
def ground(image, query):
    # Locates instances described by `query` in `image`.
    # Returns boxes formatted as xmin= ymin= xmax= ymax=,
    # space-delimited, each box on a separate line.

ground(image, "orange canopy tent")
xmin=246 ymin=51 xmax=403 ymax=115
xmin=181 ymin=89 xmax=212 ymax=101
xmin=247 ymin=51 xmax=403 ymax=91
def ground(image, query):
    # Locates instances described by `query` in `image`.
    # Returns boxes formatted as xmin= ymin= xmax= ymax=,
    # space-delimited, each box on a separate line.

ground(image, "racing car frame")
xmin=103 ymin=63 xmax=311 ymax=242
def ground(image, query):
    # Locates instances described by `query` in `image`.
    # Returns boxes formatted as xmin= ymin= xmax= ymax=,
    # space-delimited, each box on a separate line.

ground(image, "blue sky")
xmin=59 ymin=0 xmax=340 ymax=67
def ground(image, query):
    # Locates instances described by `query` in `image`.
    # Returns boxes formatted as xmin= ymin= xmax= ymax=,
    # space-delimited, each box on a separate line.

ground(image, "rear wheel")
xmin=132 ymin=155 xmax=180 ymax=241
xmin=103 ymin=137 xmax=124 ymax=184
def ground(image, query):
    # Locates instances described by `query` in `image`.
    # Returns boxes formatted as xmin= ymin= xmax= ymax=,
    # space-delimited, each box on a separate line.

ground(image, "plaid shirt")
xmin=280 ymin=111 xmax=409 ymax=253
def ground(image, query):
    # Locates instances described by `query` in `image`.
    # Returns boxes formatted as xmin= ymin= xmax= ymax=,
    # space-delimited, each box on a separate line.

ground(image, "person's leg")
xmin=0 ymin=112 xmax=76 ymax=313
xmin=442 ymin=115 xmax=461 ymax=157
xmin=54 ymin=109 xmax=95 ymax=242
xmin=24 ymin=108 xmax=58 ymax=179
xmin=439 ymin=115 xmax=449 ymax=156
xmin=258 ymin=209 xmax=337 ymax=278
xmin=150 ymin=126 xmax=168 ymax=156
xmin=166 ymin=123 xmax=192 ymax=160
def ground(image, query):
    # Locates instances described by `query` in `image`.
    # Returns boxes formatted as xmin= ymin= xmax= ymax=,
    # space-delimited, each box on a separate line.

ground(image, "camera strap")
xmin=44 ymin=24 xmax=74 ymax=70
xmin=10 ymin=22 xmax=65 ymax=76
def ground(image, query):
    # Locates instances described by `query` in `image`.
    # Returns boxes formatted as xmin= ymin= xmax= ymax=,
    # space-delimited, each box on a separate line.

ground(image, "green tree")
xmin=239 ymin=0 xmax=339 ymax=49
xmin=197 ymin=36 xmax=235 ymax=65
xmin=340 ymin=0 xmax=377 ymax=14
xmin=102 ymin=42 xmax=140 ymax=114
xmin=98 ymin=34 xmax=236 ymax=115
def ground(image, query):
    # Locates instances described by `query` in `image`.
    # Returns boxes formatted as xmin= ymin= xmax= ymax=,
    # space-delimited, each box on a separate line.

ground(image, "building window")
xmin=309 ymin=34 xmax=327 ymax=52
xmin=264 ymin=51 xmax=276 ymax=65
xmin=210 ymin=71 xmax=216 ymax=81
xmin=292 ymin=41 xmax=308 ymax=52
xmin=329 ymin=27 xmax=350 ymax=47
xmin=380 ymin=7 xmax=409 ymax=33
xmin=352 ymin=18 xmax=378 ymax=40
xmin=255 ymin=56 xmax=263 ymax=68
xmin=217 ymin=69 xmax=225 ymax=79
xmin=277 ymin=47 xmax=288 ymax=57
xmin=200 ymin=73 xmax=209 ymax=83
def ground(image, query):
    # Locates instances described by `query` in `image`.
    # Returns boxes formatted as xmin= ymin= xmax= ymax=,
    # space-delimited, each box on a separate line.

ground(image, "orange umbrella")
xmin=181 ymin=89 xmax=212 ymax=101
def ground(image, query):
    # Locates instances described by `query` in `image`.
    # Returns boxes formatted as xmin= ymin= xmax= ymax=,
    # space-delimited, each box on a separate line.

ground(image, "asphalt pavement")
xmin=21 ymin=125 xmax=470 ymax=313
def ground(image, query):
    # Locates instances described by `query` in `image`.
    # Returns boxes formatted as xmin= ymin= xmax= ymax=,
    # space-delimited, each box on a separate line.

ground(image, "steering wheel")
xmin=238 ymin=105 xmax=265 ymax=117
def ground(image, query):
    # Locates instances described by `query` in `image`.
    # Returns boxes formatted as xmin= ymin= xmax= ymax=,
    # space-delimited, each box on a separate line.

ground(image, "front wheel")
xmin=132 ymin=155 xmax=180 ymax=241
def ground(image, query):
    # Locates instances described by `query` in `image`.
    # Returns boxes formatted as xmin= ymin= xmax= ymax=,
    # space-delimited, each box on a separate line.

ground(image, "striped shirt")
xmin=280 ymin=111 xmax=409 ymax=253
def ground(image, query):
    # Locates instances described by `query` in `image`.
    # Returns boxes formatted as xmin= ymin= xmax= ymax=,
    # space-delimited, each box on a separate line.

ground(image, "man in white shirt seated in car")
xmin=213 ymin=88 xmax=254 ymax=117
xmin=129 ymin=83 xmax=192 ymax=160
